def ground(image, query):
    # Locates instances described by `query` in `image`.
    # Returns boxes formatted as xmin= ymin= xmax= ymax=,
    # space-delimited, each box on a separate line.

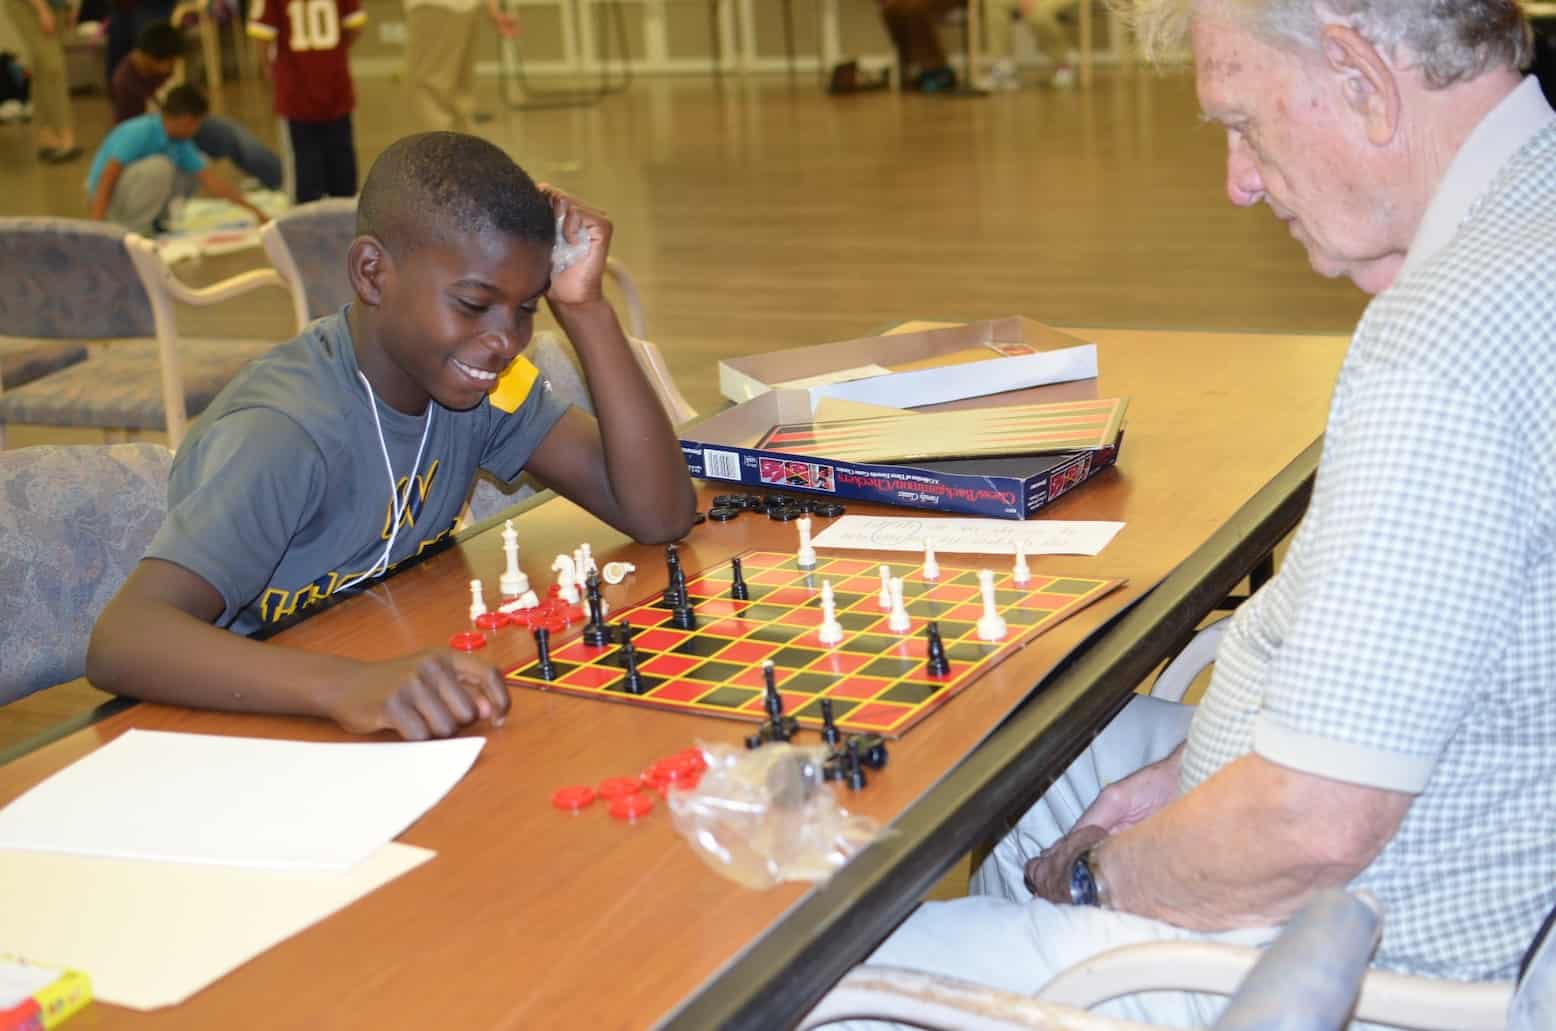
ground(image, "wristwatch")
xmin=1069 ymin=846 xmax=1110 ymax=908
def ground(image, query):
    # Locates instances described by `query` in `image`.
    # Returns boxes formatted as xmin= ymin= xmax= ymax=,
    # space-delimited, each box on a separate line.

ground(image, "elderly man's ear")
xmin=1321 ymin=24 xmax=1401 ymax=146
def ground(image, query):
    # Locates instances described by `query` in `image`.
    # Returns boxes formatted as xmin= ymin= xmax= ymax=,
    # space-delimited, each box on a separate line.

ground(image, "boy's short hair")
xmin=136 ymin=21 xmax=185 ymax=60
xmin=357 ymin=132 xmax=555 ymax=258
xmin=162 ymin=83 xmax=208 ymax=118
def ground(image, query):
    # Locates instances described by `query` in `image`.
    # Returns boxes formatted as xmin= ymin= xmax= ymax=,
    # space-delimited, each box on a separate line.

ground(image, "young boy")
xmin=87 ymin=132 xmax=698 ymax=740
xmin=86 ymin=84 xmax=268 ymax=234
xmin=109 ymin=21 xmax=283 ymax=190
xmin=247 ymin=0 xmax=363 ymax=202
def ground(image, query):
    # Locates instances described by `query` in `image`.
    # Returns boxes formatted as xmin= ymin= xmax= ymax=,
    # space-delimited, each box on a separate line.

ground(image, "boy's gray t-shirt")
xmin=146 ymin=310 xmax=570 ymax=636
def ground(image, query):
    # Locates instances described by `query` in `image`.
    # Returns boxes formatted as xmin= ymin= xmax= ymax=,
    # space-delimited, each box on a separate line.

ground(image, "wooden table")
xmin=0 ymin=326 xmax=1348 ymax=1030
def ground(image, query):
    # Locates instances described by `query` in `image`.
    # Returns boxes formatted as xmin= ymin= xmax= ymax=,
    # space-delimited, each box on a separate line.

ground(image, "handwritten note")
xmin=809 ymin=515 xmax=1124 ymax=557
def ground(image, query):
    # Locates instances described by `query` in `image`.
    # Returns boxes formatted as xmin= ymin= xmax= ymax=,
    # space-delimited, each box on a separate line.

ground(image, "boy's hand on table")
xmin=539 ymin=185 xmax=610 ymax=307
xmin=329 ymin=650 xmax=511 ymax=740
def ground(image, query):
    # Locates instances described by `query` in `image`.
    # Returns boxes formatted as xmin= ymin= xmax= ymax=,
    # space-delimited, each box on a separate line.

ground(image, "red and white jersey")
xmin=248 ymin=0 xmax=365 ymax=123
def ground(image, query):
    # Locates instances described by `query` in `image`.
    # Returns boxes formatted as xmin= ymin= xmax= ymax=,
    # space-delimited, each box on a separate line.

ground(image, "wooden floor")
xmin=0 ymin=68 xmax=1363 ymax=755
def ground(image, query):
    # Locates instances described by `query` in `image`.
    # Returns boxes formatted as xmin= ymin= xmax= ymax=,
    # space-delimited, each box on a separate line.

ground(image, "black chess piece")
xmin=669 ymin=585 xmax=698 ymax=630
xmin=620 ymin=641 xmax=645 ymax=695
xmin=820 ymin=698 xmax=841 ymax=749
xmin=850 ymin=733 xmax=889 ymax=769
xmin=582 ymin=571 xmax=609 ymax=646
xmin=845 ymin=738 xmax=868 ymax=790
xmin=533 ymin=627 xmax=556 ymax=681
xmin=730 ymin=556 xmax=750 ymax=601
xmin=925 ymin=621 xmax=951 ymax=677
xmin=745 ymin=661 xmax=799 ymax=747
xmin=662 ymin=544 xmax=683 ymax=606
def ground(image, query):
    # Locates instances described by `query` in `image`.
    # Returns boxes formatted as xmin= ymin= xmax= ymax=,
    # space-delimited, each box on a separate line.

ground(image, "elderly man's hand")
xmin=1023 ymin=824 xmax=1107 ymax=904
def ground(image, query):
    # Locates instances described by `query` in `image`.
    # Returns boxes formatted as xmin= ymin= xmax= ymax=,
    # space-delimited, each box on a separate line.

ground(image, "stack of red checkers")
xmin=552 ymin=748 xmax=708 ymax=821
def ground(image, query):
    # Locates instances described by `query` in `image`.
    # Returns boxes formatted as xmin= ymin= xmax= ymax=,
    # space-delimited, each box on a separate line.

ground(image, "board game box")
xmin=680 ymin=390 xmax=1123 ymax=520
xmin=506 ymin=549 xmax=1123 ymax=738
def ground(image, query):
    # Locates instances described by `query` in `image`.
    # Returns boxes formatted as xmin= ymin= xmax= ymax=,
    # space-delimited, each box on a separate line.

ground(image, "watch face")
xmin=1069 ymin=854 xmax=1098 ymax=907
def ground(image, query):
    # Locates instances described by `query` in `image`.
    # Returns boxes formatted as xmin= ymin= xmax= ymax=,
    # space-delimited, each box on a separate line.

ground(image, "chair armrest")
xmin=800 ymin=965 xmax=1155 ymax=1031
xmin=125 ymin=234 xmax=287 ymax=309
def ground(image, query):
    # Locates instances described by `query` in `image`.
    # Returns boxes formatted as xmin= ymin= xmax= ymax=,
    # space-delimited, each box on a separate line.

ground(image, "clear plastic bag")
xmin=667 ymin=742 xmax=881 ymax=890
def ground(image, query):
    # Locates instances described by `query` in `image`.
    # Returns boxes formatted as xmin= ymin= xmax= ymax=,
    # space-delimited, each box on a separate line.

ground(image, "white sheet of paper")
xmin=0 ymin=730 xmax=482 ymax=871
xmin=0 ymin=843 xmax=433 ymax=1010
xmin=810 ymin=515 xmax=1125 ymax=557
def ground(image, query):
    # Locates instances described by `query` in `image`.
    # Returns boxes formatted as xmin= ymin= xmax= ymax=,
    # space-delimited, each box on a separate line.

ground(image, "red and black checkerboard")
xmin=505 ymin=550 xmax=1123 ymax=737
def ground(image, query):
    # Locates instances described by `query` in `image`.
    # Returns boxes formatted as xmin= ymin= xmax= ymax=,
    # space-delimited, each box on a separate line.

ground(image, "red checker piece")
xmin=597 ymin=776 xmax=643 ymax=799
xmin=474 ymin=611 xmax=510 ymax=630
xmin=610 ymin=791 xmax=656 ymax=821
xmin=552 ymin=785 xmax=596 ymax=811
xmin=448 ymin=630 xmax=487 ymax=651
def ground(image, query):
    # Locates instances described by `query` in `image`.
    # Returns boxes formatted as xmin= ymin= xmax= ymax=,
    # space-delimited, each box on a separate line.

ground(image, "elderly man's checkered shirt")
xmin=1180 ymin=124 xmax=1556 ymax=980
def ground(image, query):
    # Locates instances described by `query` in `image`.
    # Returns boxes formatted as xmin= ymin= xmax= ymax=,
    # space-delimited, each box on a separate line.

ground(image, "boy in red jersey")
xmin=248 ymin=0 xmax=365 ymax=203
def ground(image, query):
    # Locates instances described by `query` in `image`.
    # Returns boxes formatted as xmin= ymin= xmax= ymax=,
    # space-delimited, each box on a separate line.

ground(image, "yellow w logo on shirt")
xmin=380 ymin=459 xmax=440 ymax=540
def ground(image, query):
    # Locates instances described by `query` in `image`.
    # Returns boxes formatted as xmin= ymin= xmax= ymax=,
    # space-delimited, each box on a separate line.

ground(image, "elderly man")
xmin=826 ymin=0 xmax=1556 ymax=1024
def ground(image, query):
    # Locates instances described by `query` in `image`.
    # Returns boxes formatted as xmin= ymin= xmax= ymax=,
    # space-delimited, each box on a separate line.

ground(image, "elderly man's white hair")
xmin=1117 ymin=0 xmax=1532 ymax=87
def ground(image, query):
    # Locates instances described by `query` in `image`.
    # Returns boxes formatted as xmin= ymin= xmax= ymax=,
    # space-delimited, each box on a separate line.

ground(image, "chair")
xmin=803 ymin=889 xmax=1546 ymax=1030
xmin=0 ymin=443 xmax=173 ymax=703
xmin=258 ymin=200 xmax=698 ymax=425
xmin=0 ymin=218 xmax=289 ymax=449
xmin=0 ymin=339 xmax=88 ymax=449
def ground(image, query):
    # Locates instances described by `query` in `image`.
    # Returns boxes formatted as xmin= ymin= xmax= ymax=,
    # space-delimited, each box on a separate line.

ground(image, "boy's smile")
xmin=355 ymin=228 xmax=552 ymax=414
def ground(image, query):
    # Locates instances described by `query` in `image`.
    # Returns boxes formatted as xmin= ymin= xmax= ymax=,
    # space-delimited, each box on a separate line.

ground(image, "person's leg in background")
xmin=5 ymin=0 xmax=79 ymax=159
xmin=194 ymin=116 xmax=284 ymax=190
xmin=878 ymin=0 xmax=964 ymax=91
xmin=405 ymin=5 xmax=480 ymax=132
xmin=104 ymin=153 xmax=177 ymax=233
xmin=1022 ymin=0 xmax=1076 ymax=87
xmin=320 ymin=113 xmax=356 ymax=198
xmin=286 ymin=118 xmax=326 ymax=204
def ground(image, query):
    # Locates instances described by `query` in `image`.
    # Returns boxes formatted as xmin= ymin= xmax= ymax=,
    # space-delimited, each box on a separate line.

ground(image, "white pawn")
xmin=796 ymin=516 xmax=817 ymax=570
xmin=878 ymin=564 xmax=893 ymax=611
xmin=887 ymin=576 xmax=911 ymax=633
xmin=499 ymin=519 xmax=530 ymax=598
xmin=817 ymin=579 xmax=844 ymax=645
xmin=579 ymin=542 xmax=596 ymax=576
xmin=552 ymin=553 xmax=579 ymax=604
xmin=468 ymin=579 xmax=488 ymax=622
xmin=1012 ymin=543 xmax=1031 ymax=586
xmin=976 ymin=569 xmax=1008 ymax=642
xmin=922 ymin=540 xmax=940 ymax=581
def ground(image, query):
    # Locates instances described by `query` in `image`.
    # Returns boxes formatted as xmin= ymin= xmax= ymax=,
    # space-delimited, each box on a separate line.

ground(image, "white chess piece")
xmin=887 ymin=576 xmax=911 ymax=633
xmin=468 ymin=579 xmax=487 ymax=622
xmin=817 ymin=579 xmax=844 ymax=645
xmin=796 ymin=516 xmax=817 ymax=570
xmin=498 ymin=590 xmax=539 ymax=613
xmin=976 ymin=569 xmax=1008 ymax=641
xmin=499 ymin=519 xmax=530 ymax=598
xmin=1012 ymin=543 xmax=1031 ymax=586
xmin=579 ymin=542 xmax=596 ymax=576
xmin=878 ymin=564 xmax=893 ymax=611
xmin=601 ymin=561 xmax=636 ymax=585
xmin=572 ymin=548 xmax=585 ymax=584
xmin=922 ymin=540 xmax=940 ymax=581
xmin=552 ymin=553 xmax=579 ymax=605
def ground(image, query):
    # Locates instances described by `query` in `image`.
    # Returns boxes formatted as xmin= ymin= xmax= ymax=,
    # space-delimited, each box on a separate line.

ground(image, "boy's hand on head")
xmin=540 ymin=185 xmax=611 ymax=307
xmin=328 ymin=650 xmax=511 ymax=740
